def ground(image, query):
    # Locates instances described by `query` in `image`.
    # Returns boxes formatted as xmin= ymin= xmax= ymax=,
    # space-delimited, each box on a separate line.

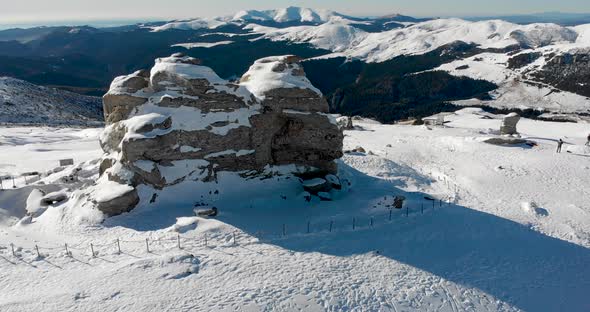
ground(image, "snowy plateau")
xmin=0 ymin=6 xmax=589 ymax=312
xmin=0 ymin=108 xmax=589 ymax=311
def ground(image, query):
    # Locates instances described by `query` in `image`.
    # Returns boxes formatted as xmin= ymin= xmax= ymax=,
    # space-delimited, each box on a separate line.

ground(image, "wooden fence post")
xmin=116 ymin=238 xmax=121 ymax=254
xmin=35 ymin=245 xmax=40 ymax=258
xmin=65 ymin=243 xmax=70 ymax=257
xmin=10 ymin=243 xmax=15 ymax=256
xmin=90 ymin=243 xmax=95 ymax=258
xmin=177 ymin=234 xmax=181 ymax=249
xmin=145 ymin=238 xmax=150 ymax=253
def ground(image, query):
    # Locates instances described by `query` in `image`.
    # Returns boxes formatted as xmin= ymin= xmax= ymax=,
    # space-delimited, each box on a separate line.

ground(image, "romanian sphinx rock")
xmin=96 ymin=53 xmax=343 ymax=215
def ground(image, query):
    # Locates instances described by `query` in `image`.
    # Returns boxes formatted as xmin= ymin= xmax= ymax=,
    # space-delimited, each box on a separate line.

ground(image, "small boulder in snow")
xmin=325 ymin=174 xmax=342 ymax=190
xmin=195 ymin=207 xmax=218 ymax=217
xmin=301 ymin=178 xmax=331 ymax=194
xmin=40 ymin=190 xmax=68 ymax=206
xmin=317 ymin=192 xmax=332 ymax=201
xmin=521 ymin=202 xmax=549 ymax=217
xmin=25 ymin=189 xmax=45 ymax=215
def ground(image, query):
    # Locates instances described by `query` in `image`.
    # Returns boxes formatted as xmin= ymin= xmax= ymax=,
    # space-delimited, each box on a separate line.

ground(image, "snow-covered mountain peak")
xmin=232 ymin=6 xmax=340 ymax=23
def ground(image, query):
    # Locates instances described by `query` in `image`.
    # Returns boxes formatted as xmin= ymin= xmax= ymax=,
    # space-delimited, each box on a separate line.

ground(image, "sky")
xmin=1 ymin=0 xmax=589 ymax=25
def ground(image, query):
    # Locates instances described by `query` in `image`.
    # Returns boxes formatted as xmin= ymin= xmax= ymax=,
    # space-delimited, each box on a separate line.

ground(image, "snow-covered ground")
xmin=0 ymin=109 xmax=589 ymax=311
xmin=0 ymin=127 xmax=102 ymax=179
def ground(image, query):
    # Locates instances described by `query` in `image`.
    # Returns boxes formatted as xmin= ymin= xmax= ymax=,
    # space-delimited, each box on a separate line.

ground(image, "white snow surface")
xmin=171 ymin=41 xmax=234 ymax=49
xmin=240 ymin=55 xmax=321 ymax=100
xmin=151 ymin=7 xmax=344 ymax=32
xmin=150 ymin=55 xmax=227 ymax=85
xmin=149 ymin=18 xmax=228 ymax=32
xmin=251 ymin=18 xmax=583 ymax=62
xmin=234 ymin=7 xmax=340 ymax=24
xmin=1 ymin=110 xmax=590 ymax=311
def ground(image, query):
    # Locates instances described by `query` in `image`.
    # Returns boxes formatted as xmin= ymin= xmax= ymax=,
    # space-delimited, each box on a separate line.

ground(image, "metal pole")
xmin=406 ymin=205 xmax=409 ymax=217
xmin=90 ymin=243 xmax=95 ymax=257
xmin=440 ymin=199 xmax=442 ymax=207
xmin=329 ymin=220 xmax=333 ymax=232
xmin=35 ymin=245 xmax=40 ymax=258
xmin=145 ymin=238 xmax=150 ymax=253
xmin=12 ymin=177 xmax=15 ymax=188
xmin=10 ymin=243 xmax=15 ymax=256
xmin=177 ymin=234 xmax=181 ymax=249
xmin=116 ymin=238 xmax=121 ymax=254
xmin=233 ymin=231 xmax=236 ymax=245
xmin=307 ymin=221 xmax=310 ymax=234
xmin=282 ymin=224 xmax=286 ymax=236
xmin=65 ymin=243 xmax=70 ymax=257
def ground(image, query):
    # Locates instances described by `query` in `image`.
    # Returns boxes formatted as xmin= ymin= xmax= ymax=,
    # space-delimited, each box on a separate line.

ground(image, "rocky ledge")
xmin=96 ymin=53 xmax=343 ymax=215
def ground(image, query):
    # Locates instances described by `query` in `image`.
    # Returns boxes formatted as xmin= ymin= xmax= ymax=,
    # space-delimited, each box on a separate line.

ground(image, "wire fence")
xmin=0 ymin=172 xmax=42 ymax=189
xmin=0 ymin=197 xmax=453 ymax=269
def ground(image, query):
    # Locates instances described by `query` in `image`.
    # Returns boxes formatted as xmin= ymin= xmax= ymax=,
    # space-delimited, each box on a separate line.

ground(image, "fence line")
xmin=0 ymin=198 xmax=453 ymax=268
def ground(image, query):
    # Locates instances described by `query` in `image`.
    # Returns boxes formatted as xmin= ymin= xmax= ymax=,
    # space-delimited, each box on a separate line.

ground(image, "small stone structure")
xmin=95 ymin=53 xmax=343 ymax=215
xmin=500 ymin=113 xmax=520 ymax=135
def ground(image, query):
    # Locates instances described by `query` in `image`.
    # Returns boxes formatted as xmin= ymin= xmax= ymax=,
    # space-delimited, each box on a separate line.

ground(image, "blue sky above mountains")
xmin=1 ymin=0 xmax=589 ymax=24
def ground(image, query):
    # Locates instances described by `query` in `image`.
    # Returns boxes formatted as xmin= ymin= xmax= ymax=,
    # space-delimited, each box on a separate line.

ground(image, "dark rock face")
xmin=95 ymin=188 xmax=140 ymax=217
xmin=532 ymin=51 xmax=590 ymax=97
xmin=500 ymin=113 xmax=520 ymax=135
xmin=508 ymin=52 xmax=542 ymax=69
xmin=96 ymin=54 xmax=343 ymax=215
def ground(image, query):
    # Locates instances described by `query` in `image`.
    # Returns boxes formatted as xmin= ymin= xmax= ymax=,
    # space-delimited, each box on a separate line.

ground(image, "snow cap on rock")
xmin=239 ymin=55 xmax=321 ymax=100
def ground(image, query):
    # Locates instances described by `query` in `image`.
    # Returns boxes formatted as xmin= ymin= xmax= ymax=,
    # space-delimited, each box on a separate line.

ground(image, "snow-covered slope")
xmin=149 ymin=18 xmax=229 ymax=32
xmin=150 ymin=7 xmax=347 ymax=32
xmin=434 ymin=51 xmax=590 ymax=113
xmin=247 ymin=21 xmax=368 ymax=53
xmin=1 ymin=111 xmax=589 ymax=311
xmin=253 ymin=18 xmax=580 ymax=62
xmin=0 ymin=77 xmax=103 ymax=126
xmin=233 ymin=7 xmax=341 ymax=24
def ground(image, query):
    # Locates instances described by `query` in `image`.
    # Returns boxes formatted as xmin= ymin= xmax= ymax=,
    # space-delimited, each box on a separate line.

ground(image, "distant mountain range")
xmin=0 ymin=7 xmax=588 ymax=123
xmin=466 ymin=12 xmax=590 ymax=26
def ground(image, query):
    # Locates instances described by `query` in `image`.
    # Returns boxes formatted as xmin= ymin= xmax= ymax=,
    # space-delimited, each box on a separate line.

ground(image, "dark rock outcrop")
xmin=531 ymin=51 xmax=590 ymax=97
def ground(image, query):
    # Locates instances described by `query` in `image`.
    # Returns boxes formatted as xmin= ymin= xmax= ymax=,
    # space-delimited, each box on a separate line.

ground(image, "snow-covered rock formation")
xmin=97 ymin=53 xmax=343 ymax=215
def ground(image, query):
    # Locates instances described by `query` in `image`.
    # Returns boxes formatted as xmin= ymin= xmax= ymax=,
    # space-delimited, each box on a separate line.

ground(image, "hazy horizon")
xmin=1 ymin=0 xmax=589 ymax=28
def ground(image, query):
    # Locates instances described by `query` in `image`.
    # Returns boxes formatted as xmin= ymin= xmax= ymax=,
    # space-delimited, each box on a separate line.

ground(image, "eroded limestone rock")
xmin=95 ymin=54 xmax=343 ymax=215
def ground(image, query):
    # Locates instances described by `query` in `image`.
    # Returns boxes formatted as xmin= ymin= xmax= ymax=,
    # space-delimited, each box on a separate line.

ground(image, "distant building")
xmin=422 ymin=113 xmax=453 ymax=126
